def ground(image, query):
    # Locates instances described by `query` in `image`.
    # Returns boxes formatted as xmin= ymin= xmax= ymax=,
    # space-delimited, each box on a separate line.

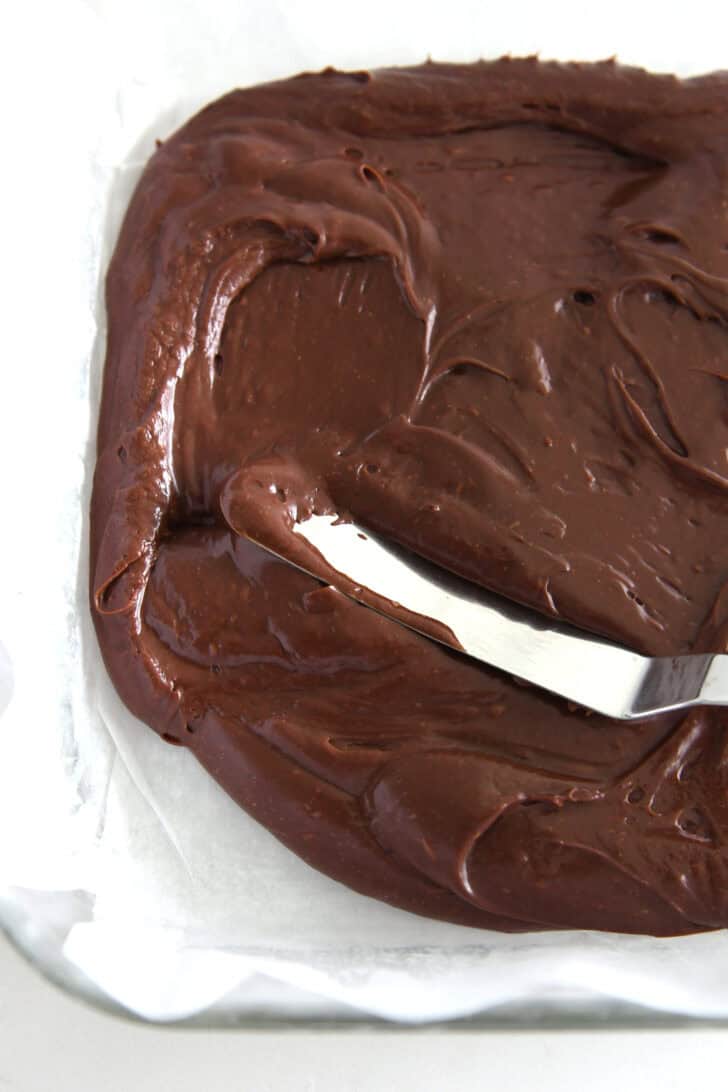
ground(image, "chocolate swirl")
xmin=92 ymin=60 xmax=728 ymax=934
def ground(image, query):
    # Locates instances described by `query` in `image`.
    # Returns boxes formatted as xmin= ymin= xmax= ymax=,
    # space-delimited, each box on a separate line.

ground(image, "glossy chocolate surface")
xmin=92 ymin=60 xmax=728 ymax=934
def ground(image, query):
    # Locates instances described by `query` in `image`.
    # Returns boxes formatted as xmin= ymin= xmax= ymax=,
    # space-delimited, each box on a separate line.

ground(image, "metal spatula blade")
xmin=251 ymin=513 xmax=728 ymax=721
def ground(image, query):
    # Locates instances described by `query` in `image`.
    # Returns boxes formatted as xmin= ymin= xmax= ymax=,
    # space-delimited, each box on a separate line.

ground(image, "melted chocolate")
xmin=91 ymin=60 xmax=728 ymax=935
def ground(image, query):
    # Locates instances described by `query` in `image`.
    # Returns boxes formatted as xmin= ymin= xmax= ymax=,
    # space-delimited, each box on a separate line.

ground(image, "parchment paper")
xmin=2 ymin=0 xmax=728 ymax=1022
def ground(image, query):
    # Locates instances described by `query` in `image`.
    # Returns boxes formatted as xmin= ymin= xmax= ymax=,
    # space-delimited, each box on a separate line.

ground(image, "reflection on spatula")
xmin=246 ymin=513 xmax=728 ymax=721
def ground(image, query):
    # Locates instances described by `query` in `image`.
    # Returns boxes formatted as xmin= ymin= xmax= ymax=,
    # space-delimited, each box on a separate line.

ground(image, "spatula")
xmin=247 ymin=513 xmax=728 ymax=721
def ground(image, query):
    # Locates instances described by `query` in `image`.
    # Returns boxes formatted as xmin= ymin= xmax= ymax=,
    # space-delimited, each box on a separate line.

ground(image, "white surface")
xmin=4 ymin=0 xmax=728 ymax=1031
xmin=1 ymin=931 xmax=727 ymax=1092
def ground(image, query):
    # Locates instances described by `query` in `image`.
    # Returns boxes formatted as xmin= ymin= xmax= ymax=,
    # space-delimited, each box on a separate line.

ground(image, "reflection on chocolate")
xmin=92 ymin=60 xmax=728 ymax=935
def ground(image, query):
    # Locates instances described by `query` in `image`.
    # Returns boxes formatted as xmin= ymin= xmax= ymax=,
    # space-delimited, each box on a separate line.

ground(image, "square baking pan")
xmin=2 ymin=0 xmax=728 ymax=1028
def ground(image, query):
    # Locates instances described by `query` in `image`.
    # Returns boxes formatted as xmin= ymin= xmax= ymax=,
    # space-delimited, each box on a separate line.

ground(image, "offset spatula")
xmin=250 ymin=513 xmax=728 ymax=721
